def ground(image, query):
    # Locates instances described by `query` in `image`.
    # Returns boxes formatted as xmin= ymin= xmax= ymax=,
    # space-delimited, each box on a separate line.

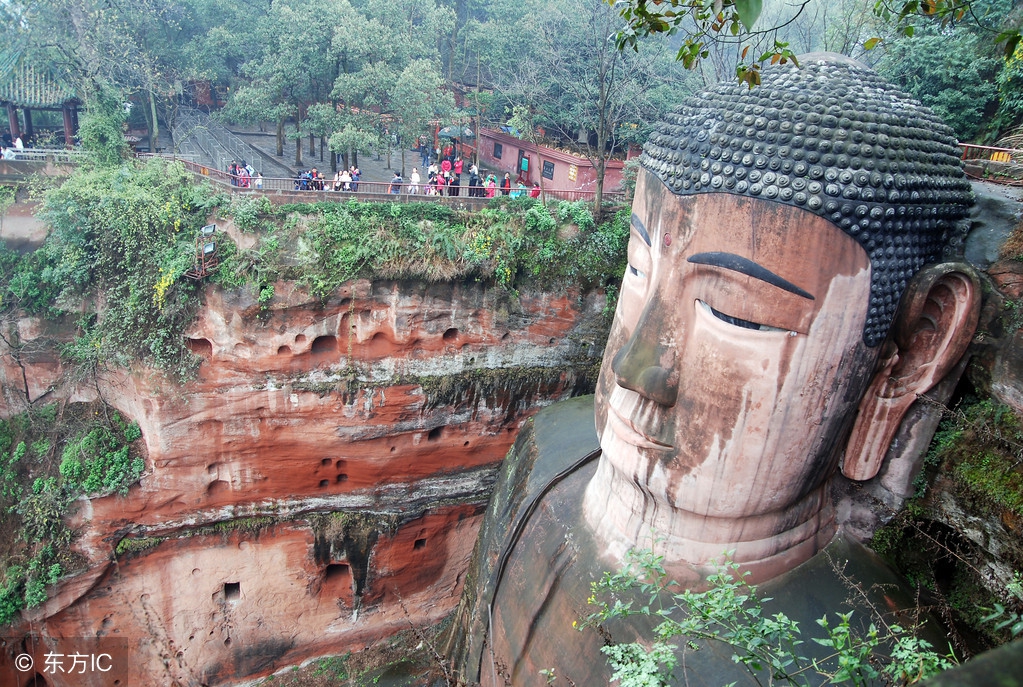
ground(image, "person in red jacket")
xmin=500 ymin=173 xmax=511 ymax=196
xmin=452 ymin=157 xmax=464 ymax=196
xmin=529 ymin=182 xmax=541 ymax=199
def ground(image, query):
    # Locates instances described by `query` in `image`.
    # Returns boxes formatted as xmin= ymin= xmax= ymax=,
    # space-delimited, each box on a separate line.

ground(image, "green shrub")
xmin=0 ymin=404 xmax=146 ymax=625
xmin=583 ymin=549 xmax=955 ymax=686
xmin=59 ymin=420 xmax=145 ymax=497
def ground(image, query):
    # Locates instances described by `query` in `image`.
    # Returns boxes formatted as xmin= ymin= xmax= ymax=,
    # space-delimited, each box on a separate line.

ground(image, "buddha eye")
xmin=698 ymin=300 xmax=787 ymax=333
xmin=628 ymin=264 xmax=646 ymax=278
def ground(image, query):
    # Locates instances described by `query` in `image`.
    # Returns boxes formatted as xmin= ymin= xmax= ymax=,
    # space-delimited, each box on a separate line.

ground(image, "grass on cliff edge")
xmin=0 ymin=401 xmax=145 ymax=626
xmin=0 ymin=157 xmax=629 ymax=382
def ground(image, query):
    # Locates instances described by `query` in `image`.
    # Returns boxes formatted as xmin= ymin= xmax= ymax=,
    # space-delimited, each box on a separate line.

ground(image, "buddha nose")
xmin=611 ymin=306 xmax=679 ymax=407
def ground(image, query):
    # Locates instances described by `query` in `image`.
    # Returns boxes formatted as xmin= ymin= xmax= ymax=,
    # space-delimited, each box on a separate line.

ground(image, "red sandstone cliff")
xmin=0 ymin=277 xmax=608 ymax=686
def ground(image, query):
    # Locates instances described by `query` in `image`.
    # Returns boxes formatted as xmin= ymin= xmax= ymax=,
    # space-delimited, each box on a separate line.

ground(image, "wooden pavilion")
xmin=0 ymin=50 xmax=80 ymax=148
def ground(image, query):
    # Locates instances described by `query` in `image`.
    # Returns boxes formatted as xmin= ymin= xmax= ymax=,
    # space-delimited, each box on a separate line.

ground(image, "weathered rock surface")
xmin=0 ymin=278 xmax=609 ymax=686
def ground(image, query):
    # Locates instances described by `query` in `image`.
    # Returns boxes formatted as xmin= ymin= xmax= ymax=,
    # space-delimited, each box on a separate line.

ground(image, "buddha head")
xmin=583 ymin=54 xmax=980 ymax=582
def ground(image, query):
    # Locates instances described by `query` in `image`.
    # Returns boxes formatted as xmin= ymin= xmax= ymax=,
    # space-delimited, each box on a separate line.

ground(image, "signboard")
xmin=568 ymin=164 xmax=578 ymax=182
xmin=542 ymin=160 xmax=555 ymax=180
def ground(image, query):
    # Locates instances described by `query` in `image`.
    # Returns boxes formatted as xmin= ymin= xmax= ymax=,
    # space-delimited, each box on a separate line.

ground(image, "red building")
xmin=476 ymin=127 xmax=630 ymax=194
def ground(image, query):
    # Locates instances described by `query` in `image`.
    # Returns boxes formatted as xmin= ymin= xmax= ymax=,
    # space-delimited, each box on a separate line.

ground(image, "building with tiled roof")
xmin=0 ymin=49 xmax=81 ymax=148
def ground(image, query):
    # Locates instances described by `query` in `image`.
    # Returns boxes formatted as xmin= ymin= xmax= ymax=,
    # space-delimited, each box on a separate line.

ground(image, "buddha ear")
xmin=842 ymin=262 xmax=981 ymax=481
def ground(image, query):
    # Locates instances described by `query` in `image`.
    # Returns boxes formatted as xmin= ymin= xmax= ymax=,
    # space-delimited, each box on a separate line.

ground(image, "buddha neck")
xmin=581 ymin=455 xmax=837 ymax=586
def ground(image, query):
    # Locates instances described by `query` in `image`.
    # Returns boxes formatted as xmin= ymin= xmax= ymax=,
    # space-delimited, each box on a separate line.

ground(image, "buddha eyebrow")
xmin=631 ymin=213 xmax=651 ymax=246
xmin=687 ymin=252 xmax=814 ymax=300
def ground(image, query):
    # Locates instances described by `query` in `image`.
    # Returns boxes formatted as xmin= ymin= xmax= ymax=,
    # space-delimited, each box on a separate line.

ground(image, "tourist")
xmin=452 ymin=157 xmax=463 ymax=196
xmin=500 ymin=173 xmax=511 ymax=196
xmin=389 ymin=172 xmax=403 ymax=194
xmin=409 ymin=167 xmax=421 ymax=194
xmin=529 ymin=182 xmax=540 ymax=198
xmin=229 ymin=161 xmax=238 ymax=186
xmin=485 ymin=175 xmax=497 ymax=198
xmin=254 ymin=172 xmax=263 ymax=190
xmin=419 ymin=138 xmax=430 ymax=167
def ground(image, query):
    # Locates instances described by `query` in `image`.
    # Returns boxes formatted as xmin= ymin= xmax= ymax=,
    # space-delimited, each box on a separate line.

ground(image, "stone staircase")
xmin=172 ymin=109 xmax=296 ymax=177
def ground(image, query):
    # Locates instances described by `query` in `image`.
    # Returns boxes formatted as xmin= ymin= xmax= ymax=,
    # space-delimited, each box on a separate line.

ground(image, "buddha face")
xmin=594 ymin=170 xmax=879 ymax=522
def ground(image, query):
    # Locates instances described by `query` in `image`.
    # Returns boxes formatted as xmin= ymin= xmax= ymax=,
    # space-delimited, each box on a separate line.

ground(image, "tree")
xmin=876 ymin=23 xmax=1001 ymax=141
xmin=609 ymin=0 xmax=1022 ymax=87
xmin=491 ymin=0 xmax=693 ymax=214
xmin=390 ymin=61 xmax=456 ymax=176
xmin=77 ymin=90 xmax=130 ymax=167
xmin=218 ymin=0 xmax=345 ymax=165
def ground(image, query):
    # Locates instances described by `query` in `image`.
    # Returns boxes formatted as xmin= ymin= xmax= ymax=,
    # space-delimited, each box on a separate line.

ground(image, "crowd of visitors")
xmin=225 ymin=142 xmax=545 ymax=201
xmin=228 ymin=160 xmax=263 ymax=189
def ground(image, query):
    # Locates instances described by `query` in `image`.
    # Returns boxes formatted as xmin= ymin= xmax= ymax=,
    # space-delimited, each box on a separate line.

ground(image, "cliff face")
xmin=0 ymin=278 xmax=608 ymax=686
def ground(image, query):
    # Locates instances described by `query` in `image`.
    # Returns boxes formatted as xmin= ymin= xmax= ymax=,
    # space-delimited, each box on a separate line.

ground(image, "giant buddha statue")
xmin=448 ymin=53 xmax=981 ymax=686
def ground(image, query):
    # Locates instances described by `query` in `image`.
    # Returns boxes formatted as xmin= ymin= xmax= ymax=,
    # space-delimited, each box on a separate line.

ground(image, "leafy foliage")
xmin=287 ymin=197 xmax=629 ymax=299
xmin=581 ymin=549 xmax=955 ymax=686
xmin=609 ymin=0 xmax=801 ymax=86
xmin=76 ymin=89 xmax=130 ymax=167
xmin=0 ymin=158 xmax=221 ymax=381
xmin=875 ymin=20 xmax=1002 ymax=140
xmin=0 ymin=403 xmax=145 ymax=625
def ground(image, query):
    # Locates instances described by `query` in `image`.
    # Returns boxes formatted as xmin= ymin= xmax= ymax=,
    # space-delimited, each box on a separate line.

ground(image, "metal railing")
xmin=156 ymin=156 xmax=627 ymax=204
xmin=960 ymin=143 xmax=1023 ymax=163
xmin=2 ymin=148 xmax=89 ymax=163
xmin=172 ymin=109 xmax=262 ymax=174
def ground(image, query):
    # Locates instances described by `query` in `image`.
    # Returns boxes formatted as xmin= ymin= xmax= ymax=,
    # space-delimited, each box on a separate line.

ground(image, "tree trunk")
xmin=309 ymin=132 xmax=315 ymax=157
xmin=276 ymin=119 xmax=284 ymax=157
xmin=537 ymin=147 xmax=548 ymax=204
xmin=295 ymin=121 xmax=302 ymax=166
xmin=149 ymin=90 xmax=160 ymax=151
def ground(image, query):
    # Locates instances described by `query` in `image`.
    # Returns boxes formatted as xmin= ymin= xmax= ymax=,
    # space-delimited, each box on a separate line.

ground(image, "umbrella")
xmin=438 ymin=125 xmax=475 ymax=140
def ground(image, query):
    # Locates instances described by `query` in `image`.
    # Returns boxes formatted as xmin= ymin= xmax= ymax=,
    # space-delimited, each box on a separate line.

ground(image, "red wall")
xmin=476 ymin=128 xmax=627 ymax=193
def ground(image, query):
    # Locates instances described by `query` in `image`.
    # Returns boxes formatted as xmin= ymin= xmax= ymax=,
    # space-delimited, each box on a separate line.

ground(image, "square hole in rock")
xmin=224 ymin=582 xmax=240 ymax=601
xmin=414 ymin=538 xmax=427 ymax=550
xmin=325 ymin=563 xmax=350 ymax=583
